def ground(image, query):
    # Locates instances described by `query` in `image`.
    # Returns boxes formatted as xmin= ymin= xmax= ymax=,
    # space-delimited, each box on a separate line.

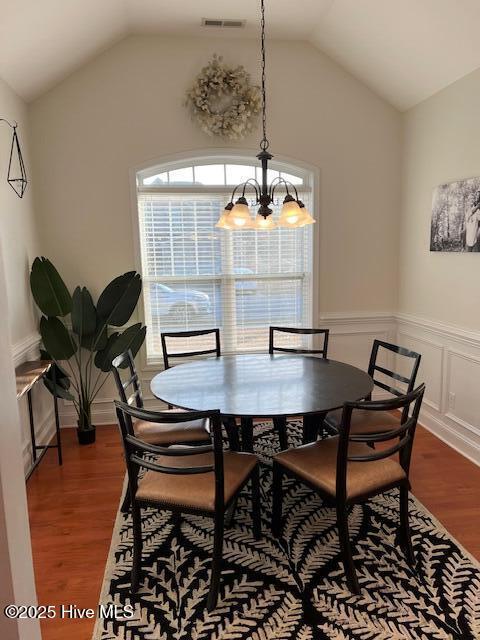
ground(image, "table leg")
xmin=27 ymin=389 xmax=37 ymax=464
xmin=52 ymin=366 xmax=63 ymax=466
xmin=240 ymin=417 xmax=254 ymax=453
xmin=273 ymin=416 xmax=288 ymax=450
xmin=302 ymin=412 xmax=327 ymax=444
xmin=223 ymin=417 xmax=240 ymax=451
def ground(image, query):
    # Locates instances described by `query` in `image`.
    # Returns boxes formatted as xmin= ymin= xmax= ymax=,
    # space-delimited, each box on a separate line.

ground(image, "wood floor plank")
xmin=26 ymin=424 xmax=480 ymax=639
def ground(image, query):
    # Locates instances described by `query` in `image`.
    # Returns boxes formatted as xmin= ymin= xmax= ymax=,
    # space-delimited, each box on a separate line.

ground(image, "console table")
xmin=16 ymin=360 xmax=62 ymax=479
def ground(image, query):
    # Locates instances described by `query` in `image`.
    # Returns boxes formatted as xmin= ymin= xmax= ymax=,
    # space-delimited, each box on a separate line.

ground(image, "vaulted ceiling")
xmin=1 ymin=0 xmax=480 ymax=110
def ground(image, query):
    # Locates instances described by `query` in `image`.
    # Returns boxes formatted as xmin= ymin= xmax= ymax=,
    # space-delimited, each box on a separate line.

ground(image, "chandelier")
xmin=216 ymin=0 xmax=315 ymax=231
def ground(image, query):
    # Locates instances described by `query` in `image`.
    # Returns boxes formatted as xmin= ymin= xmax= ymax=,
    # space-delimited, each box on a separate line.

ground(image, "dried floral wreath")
xmin=185 ymin=55 xmax=262 ymax=140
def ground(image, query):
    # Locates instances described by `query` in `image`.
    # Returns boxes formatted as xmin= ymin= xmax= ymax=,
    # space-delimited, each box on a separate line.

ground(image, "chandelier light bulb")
xmin=229 ymin=197 xmax=254 ymax=228
xmin=297 ymin=201 xmax=316 ymax=227
xmin=215 ymin=203 xmax=235 ymax=229
xmin=253 ymin=213 xmax=277 ymax=230
xmin=279 ymin=195 xmax=302 ymax=228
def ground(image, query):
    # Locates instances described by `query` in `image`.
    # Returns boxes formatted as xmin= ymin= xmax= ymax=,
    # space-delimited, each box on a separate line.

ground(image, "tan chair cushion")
xmin=135 ymin=451 xmax=257 ymax=511
xmin=275 ymin=436 xmax=406 ymax=500
xmin=134 ymin=409 xmax=209 ymax=445
xmin=325 ymin=408 xmax=400 ymax=435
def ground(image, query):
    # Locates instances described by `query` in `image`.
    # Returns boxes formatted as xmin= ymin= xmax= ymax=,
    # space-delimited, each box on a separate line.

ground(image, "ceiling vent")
xmin=202 ymin=18 xmax=246 ymax=29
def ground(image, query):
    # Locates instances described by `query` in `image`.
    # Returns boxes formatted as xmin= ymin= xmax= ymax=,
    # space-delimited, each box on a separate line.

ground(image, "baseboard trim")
xmin=419 ymin=408 xmax=480 ymax=468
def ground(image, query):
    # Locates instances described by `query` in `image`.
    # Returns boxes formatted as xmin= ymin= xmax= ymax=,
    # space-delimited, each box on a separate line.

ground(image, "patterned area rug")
xmin=93 ymin=421 xmax=480 ymax=640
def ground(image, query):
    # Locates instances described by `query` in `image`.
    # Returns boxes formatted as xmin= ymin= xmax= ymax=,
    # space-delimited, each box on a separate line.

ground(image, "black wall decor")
xmin=0 ymin=118 xmax=27 ymax=198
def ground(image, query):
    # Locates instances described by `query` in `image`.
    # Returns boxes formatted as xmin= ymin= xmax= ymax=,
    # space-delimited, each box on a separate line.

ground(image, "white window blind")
xmin=136 ymin=162 xmax=313 ymax=360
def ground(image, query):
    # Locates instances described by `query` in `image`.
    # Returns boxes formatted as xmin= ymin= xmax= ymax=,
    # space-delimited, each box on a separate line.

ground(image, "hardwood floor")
xmin=27 ymin=424 xmax=480 ymax=640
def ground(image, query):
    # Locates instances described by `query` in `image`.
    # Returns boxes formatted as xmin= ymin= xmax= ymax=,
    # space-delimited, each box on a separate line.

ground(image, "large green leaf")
xmin=80 ymin=319 xmax=108 ymax=350
xmin=40 ymin=316 xmax=77 ymax=360
xmin=96 ymin=271 xmax=142 ymax=327
xmin=115 ymin=323 xmax=147 ymax=365
xmin=30 ymin=257 xmax=72 ymax=317
xmin=94 ymin=323 xmax=146 ymax=372
xmin=94 ymin=332 xmax=120 ymax=372
xmin=43 ymin=377 xmax=75 ymax=402
xmin=72 ymin=286 xmax=96 ymax=339
xmin=40 ymin=350 xmax=70 ymax=387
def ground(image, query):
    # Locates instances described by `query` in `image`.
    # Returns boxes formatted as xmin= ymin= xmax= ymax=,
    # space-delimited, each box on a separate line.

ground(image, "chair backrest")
xmin=161 ymin=328 xmax=221 ymax=369
xmin=114 ymin=401 xmax=225 ymax=511
xmin=111 ymin=350 xmax=144 ymax=408
xmin=368 ymin=339 xmax=421 ymax=398
xmin=269 ymin=326 xmax=330 ymax=358
xmin=336 ymin=384 xmax=426 ymax=502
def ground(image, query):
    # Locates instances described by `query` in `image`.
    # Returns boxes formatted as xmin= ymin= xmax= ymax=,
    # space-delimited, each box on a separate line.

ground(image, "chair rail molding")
xmin=12 ymin=331 xmax=41 ymax=367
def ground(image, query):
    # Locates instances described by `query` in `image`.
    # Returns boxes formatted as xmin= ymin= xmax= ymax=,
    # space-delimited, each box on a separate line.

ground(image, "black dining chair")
xmin=269 ymin=326 xmax=330 ymax=358
xmin=272 ymin=384 xmax=425 ymax=594
xmin=269 ymin=326 xmax=330 ymax=450
xmin=112 ymin=350 xmax=211 ymax=512
xmin=325 ymin=339 xmax=421 ymax=438
xmin=115 ymin=401 xmax=260 ymax=610
xmin=112 ymin=350 xmax=210 ymax=446
xmin=161 ymin=328 xmax=221 ymax=370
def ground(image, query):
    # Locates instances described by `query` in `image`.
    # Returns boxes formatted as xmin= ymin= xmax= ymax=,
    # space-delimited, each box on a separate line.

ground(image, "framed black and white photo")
xmin=430 ymin=176 xmax=480 ymax=252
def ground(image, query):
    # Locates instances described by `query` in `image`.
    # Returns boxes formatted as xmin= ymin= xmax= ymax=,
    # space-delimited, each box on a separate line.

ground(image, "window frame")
xmin=130 ymin=150 xmax=320 ymax=370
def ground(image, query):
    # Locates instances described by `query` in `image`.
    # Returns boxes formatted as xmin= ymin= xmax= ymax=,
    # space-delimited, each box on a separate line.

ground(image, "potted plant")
xmin=30 ymin=257 xmax=146 ymax=444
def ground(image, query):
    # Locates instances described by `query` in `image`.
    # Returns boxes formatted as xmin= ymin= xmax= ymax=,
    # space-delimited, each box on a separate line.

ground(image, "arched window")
xmin=135 ymin=155 xmax=314 ymax=360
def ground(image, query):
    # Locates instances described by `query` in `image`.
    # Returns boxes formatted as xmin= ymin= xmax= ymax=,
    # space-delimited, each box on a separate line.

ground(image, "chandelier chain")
xmin=260 ymin=0 xmax=269 ymax=151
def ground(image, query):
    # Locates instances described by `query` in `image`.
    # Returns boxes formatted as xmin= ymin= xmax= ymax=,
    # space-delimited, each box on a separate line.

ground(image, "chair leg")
xmin=131 ymin=504 xmax=143 ymax=593
xmin=240 ymin=417 xmax=254 ymax=453
xmin=120 ymin=486 xmax=131 ymax=513
xmin=273 ymin=416 xmax=288 ymax=450
xmin=207 ymin=512 xmax=224 ymax=611
xmin=302 ymin=415 xmax=317 ymax=444
xmin=223 ymin=417 xmax=240 ymax=451
xmin=272 ymin=462 xmax=283 ymax=538
xmin=336 ymin=503 xmax=360 ymax=594
xmin=251 ymin=467 xmax=261 ymax=540
xmin=172 ymin=511 xmax=182 ymax=534
xmin=225 ymin=498 xmax=237 ymax=529
xmin=399 ymin=485 xmax=415 ymax=567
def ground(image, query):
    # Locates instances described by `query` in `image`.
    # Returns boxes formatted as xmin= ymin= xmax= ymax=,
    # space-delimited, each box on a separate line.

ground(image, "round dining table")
xmin=150 ymin=353 xmax=374 ymax=452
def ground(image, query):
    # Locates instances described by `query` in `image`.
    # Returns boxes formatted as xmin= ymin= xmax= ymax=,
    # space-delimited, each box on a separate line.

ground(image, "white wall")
xmin=398 ymin=67 xmax=480 ymax=464
xmin=0 ymin=76 xmax=39 ymax=345
xmin=0 ymin=176 xmax=40 ymax=640
xmin=29 ymin=35 xmax=402 ymax=312
xmin=27 ymin=35 xmax=402 ymax=427
xmin=0 ymin=76 xmax=53 ymax=474
xmin=400 ymin=66 xmax=480 ymax=330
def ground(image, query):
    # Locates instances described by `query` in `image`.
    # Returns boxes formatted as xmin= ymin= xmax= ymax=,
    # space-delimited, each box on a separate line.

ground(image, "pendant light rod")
xmin=259 ymin=0 xmax=269 ymax=153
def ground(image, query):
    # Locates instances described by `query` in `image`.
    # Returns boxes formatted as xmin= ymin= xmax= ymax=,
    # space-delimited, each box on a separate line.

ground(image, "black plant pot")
xmin=77 ymin=426 xmax=96 ymax=445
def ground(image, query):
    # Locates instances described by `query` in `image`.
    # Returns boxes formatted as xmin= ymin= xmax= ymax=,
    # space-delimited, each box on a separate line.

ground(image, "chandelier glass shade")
xmin=216 ymin=0 xmax=315 ymax=231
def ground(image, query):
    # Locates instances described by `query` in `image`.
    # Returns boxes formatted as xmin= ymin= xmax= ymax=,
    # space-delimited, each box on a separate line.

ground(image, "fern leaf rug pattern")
xmin=93 ymin=421 xmax=480 ymax=640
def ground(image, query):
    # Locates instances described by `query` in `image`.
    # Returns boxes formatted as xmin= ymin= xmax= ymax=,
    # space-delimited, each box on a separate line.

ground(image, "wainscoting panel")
xmin=445 ymin=349 xmax=480 ymax=434
xmin=396 ymin=331 xmax=444 ymax=411
xmin=396 ymin=313 xmax=480 ymax=466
